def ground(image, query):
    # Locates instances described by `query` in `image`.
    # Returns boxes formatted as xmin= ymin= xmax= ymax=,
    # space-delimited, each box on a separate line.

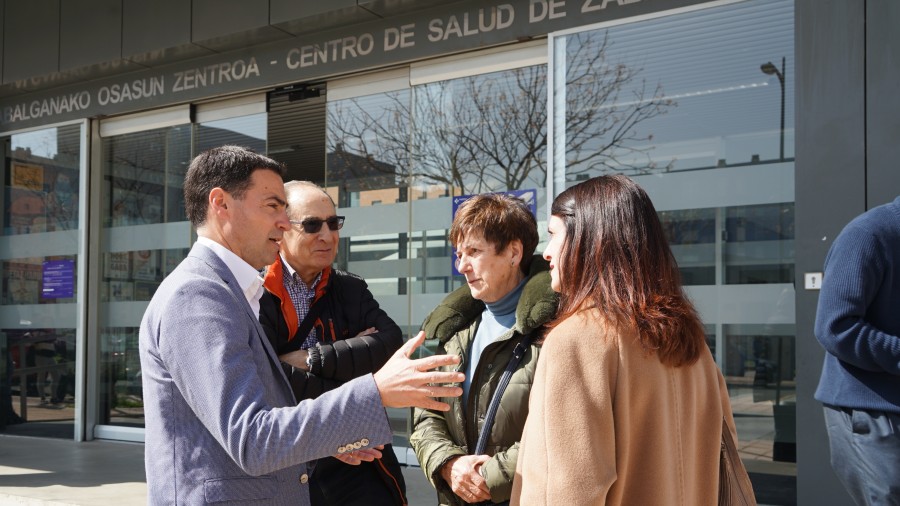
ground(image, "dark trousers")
xmin=824 ymin=405 xmax=900 ymax=506
xmin=310 ymin=444 xmax=407 ymax=506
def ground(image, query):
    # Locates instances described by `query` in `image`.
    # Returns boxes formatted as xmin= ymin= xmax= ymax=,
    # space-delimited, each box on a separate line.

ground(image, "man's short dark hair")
xmin=183 ymin=145 xmax=285 ymax=227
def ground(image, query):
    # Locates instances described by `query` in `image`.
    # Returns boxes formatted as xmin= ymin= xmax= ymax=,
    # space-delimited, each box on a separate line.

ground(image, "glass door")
xmin=0 ymin=122 xmax=86 ymax=439
xmin=92 ymin=97 xmax=267 ymax=441
xmin=324 ymin=42 xmax=549 ymax=460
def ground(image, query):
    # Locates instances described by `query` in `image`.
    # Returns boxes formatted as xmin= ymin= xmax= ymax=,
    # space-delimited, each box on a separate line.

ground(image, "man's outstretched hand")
xmin=373 ymin=331 xmax=463 ymax=411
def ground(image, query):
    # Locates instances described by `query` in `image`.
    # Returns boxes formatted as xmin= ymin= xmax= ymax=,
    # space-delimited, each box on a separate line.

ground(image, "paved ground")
xmin=0 ymin=382 xmax=795 ymax=505
xmin=0 ymin=433 xmax=793 ymax=506
xmin=0 ymin=435 xmax=438 ymax=505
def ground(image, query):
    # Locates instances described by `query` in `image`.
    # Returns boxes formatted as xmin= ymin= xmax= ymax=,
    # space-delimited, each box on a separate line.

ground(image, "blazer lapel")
xmin=189 ymin=243 xmax=290 ymax=383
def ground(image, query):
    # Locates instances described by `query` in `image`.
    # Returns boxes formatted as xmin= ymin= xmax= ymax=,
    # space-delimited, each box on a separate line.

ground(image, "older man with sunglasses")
xmin=259 ymin=180 xmax=407 ymax=506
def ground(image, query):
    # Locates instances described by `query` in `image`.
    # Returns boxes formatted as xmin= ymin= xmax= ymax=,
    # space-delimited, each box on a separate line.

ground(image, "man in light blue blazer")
xmin=139 ymin=146 xmax=463 ymax=505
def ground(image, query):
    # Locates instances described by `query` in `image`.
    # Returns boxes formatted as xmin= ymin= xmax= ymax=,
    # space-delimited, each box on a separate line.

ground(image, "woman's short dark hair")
xmin=183 ymin=145 xmax=285 ymax=228
xmin=449 ymin=193 xmax=538 ymax=273
xmin=551 ymin=175 xmax=705 ymax=367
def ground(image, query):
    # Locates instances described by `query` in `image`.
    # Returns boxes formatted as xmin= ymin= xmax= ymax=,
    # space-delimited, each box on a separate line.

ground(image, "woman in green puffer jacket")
xmin=410 ymin=193 xmax=558 ymax=506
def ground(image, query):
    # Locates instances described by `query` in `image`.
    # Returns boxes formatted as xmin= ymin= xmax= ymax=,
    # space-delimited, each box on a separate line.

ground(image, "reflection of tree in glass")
xmin=106 ymin=133 xmax=168 ymax=227
xmin=563 ymin=31 xmax=675 ymax=177
xmin=326 ymin=92 xmax=412 ymax=198
xmin=327 ymin=30 xmax=674 ymax=196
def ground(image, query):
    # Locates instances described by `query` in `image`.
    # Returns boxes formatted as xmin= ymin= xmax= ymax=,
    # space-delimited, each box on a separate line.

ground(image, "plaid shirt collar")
xmin=280 ymin=255 xmax=322 ymax=349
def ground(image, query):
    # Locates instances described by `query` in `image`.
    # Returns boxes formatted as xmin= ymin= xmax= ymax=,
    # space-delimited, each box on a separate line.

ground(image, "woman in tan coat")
xmin=511 ymin=175 xmax=741 ymax=505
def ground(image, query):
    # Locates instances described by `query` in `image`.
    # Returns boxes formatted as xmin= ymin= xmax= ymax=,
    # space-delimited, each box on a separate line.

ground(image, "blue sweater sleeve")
xmin=814 ymin=222 xmax=900 ymax=374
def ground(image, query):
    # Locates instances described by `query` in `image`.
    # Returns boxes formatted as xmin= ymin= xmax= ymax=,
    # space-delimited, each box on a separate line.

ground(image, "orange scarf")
xmin=262 ymin=258 xmax=331 ymax=342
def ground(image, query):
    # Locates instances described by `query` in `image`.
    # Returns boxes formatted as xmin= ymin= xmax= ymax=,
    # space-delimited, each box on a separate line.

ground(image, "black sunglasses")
xmin=290 ymin=216 xmax=345 ymax=234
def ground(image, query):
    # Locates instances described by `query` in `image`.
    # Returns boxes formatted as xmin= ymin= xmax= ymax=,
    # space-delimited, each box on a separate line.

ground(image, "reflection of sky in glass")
xmin=201 ymin=113 xmax=267 ymax=141
xmin=565 ymin=0 xmax=794 ymax=171
xmin=12 ymin=129 xmax=58 ymax=159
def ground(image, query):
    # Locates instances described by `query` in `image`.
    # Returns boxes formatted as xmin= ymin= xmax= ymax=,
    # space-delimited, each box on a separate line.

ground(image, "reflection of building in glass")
xmin=103 ymin=124 xmax=262 ymax=229
xmin=6 ymin=146 xmax=80 ymax=234
xmin=326 ymin=144 xmax=458 ymax=206
xmin=327 ymin=144 xmax=398 ymax=206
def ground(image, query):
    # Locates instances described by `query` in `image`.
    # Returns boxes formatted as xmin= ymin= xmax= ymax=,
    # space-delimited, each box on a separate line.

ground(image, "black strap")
xmin=474 ymin=334 xmax=535 ymax=456
xmin=278 ymin=300 xmax=326 ymax=355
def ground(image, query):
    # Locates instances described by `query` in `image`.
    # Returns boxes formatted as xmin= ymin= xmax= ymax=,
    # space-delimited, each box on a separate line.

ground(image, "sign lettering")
xmin=0 ymin=0 xmax=670 ymax=131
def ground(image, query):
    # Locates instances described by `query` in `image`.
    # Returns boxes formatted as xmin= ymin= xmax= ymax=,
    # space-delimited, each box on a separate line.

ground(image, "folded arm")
xmin=311 ymin=284 xmax=404 ymax=382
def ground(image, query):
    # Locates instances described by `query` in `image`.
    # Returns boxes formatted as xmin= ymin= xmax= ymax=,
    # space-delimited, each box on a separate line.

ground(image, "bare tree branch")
xmin=326 ymin=29 xmax=676 ymax=197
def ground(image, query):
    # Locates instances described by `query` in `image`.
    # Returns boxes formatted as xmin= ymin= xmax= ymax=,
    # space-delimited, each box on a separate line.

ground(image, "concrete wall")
xmin=0 ymin=0 xmax=450 ymax=86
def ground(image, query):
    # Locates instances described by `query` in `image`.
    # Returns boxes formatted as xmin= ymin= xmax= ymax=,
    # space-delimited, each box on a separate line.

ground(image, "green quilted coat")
xmin=410 ymin=257 xmax=558 ymax=506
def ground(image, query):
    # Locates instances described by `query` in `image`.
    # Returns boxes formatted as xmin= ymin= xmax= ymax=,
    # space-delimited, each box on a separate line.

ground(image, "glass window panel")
xmin=560 ymin=1 xmax=794 ymax=179
xmin=659 ymin=208 xmax=717 ymax=285
xmin=194 ymin=113 xmax=267 ymax=155
xmin=326 ymin=63 xmax=550 ymax=450
xmin=95 ymin=111 xmax=266 ymax=430
xmin=552 ymin=0 xmax=796 ymax=475
xmin=327 ymin=90 xmax=411 ymax=208
xmin=103 ymin=126 xmax=190 ymax=227
xmin=99 ymin=327 xmax=143 ymax=427
xmin=725 ymin=325 xmax=796 ymax=463
xmin=725 ymin=202 xmax=794 ymax=284
xmin=410 ymin=66 xmax=548 ymax=197
xmin=99 ymin=124 xmax=191 ymax=430
xmin=1 ymin=124 xmax=83 ymax=438
xmin=6 ymin=125 xmax=82 ymax=234
xmin=327 ymin=89 xmax=413 ymax=302
xmin=4 ymin=328 xmax=77 ymax=437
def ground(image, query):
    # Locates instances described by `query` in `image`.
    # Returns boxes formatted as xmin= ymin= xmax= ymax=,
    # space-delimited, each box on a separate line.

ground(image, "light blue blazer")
xmin=139 ymin=242 xmax=392 ymax=505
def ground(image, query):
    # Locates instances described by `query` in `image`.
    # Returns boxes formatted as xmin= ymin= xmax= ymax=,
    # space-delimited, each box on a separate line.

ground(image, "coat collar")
xmin=423 ymin=255 xmax=558 ymax=343
xmin=262 ymin=257 xmax=332 ymax=340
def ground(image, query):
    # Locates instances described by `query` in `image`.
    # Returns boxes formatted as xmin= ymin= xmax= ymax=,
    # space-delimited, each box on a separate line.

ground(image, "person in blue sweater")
xmin=814 ymin=196 xmax=900 ymax=506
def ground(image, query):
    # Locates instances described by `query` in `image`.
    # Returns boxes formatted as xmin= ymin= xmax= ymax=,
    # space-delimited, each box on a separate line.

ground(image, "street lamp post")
xmin=760 ymin=57 xmax=785 ymax=161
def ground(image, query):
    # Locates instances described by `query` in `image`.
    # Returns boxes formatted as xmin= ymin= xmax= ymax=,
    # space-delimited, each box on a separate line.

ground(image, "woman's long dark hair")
xmin=550 ymin=175 xmax=705 ymax=367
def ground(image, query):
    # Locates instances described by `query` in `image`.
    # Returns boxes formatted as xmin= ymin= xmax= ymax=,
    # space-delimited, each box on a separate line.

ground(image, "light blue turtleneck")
xmin=462 ymin=277 xmax=527 ymax=406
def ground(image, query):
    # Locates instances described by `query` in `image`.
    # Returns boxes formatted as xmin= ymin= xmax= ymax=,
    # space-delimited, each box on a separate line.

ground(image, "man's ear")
xmin=209 ymin=187 xmax=228 ymax=215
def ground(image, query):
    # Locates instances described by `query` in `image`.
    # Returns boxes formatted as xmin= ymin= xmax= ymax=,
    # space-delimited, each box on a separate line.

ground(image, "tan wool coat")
xmin=511 ymin=308 xmax=737 ymax=506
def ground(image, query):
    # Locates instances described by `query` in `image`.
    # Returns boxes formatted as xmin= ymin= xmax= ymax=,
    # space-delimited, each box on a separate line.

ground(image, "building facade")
xmin=0 ymin=1 xmax=896 ymax=504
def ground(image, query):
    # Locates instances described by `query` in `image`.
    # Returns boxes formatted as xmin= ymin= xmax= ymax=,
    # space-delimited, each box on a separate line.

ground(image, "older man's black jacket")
xmin=259 ymin=259 xmax=406 ymax=506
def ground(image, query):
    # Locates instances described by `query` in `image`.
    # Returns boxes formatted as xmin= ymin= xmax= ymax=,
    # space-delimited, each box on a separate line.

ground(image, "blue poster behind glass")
xmin=42 ymin=259 xmax=75 ymax=299
xmin=450 ymin=189 xmax=537 ymax=276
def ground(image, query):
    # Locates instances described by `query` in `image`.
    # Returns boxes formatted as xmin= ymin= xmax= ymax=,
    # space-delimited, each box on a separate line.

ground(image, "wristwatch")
xmin=306 ymin=346 xmax=320 ymax=372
